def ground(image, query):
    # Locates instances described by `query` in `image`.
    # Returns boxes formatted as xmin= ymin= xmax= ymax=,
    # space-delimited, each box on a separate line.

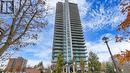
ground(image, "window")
xmin=12 ymin=59 xmax=16 ymax=67
xmin=1 ymin=0 xmax=14 ymax=14
xmin=68 ymin=53 xmax=71 ymax=57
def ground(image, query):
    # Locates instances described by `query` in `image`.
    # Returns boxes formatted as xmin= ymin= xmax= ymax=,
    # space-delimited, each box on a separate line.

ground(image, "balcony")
xmin=72 ymin=36 xmax=84 ymax=39
xmin=54 ymin=34 xmax=63 ymax=37
xmin=73 ymin=51 xmax=87 ymax=54
xmin=71 ymin=26 xmax=82 ymax=29
xmin=55 ymin=32 xmax=63 ymax=35
xmin=72 ymin=38 xmax=84 ymax=41
xmin=73 ymin=43 xmax=85 ymax=46
xmin=71 ymin=33 xmax=84 ymax=36
xmin=74 ymin=58 xmax=88 ymax=62
xmin=72 ymin=45 xmax=85 ymax=48
xmin=56 ymin=17 xmax=63 ymax=20
xmin=54 ymin=38 xmax=63 ymax=41
xmin=73 ymin=48 xmax=87 ymax=51
xmin=74 ymin=54 xmax=87 ymax=58
xmin=71 ymin=29 xmax=82 ymax=32
xmin=54 ymin=37 xmax=63 ymax=39
xmin=70 ymin=22 xmax=81 ymax=25
xmin=54 ymin=40 xmax=63 ymax=43
xmin=71 ymin=31 xmax=83 ymax=34
xmin=70 ymin=17 xmax=80 ymax=20
xmin=55 ymin=24 xmax=63 ymax=27
xmin=72 ymin=43 xmax=85 ymax=47
xmin=55 ymin=30 xmax=63 ymax=32
xmin=53 ymin=51 xmax=64 ymax=54
xmin=53 ymin=47 xmax=63 ymax=49
xmin=55 ymin=26 xmax=63 ymax=29
xmin=53 ymin=45 xmax=63 ymax=48
xmin=54 ymin=34 xmax=63 ymax=38
xmin=54 ymin=43 xmax=63 ymax=46
xmin=55 ymin=21 xmax=63 ymax=24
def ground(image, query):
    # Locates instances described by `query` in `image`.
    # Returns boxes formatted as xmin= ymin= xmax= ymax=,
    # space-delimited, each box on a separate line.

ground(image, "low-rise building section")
xmin=4 ymin=57 xmax=27 ymax=73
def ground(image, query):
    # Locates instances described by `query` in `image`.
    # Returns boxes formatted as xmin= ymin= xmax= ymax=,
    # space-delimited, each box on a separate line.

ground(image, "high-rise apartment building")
xmin=4 ymin=57 xmax=27 ymax=72
xmin=52 ymin=0 xmax=87 ymax=72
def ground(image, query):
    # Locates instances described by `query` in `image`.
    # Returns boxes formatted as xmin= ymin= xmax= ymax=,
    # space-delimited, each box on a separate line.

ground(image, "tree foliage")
xmin=34 ymin=61 xmax=44 ymax=73
xmin=105 ymin=62 xmax=116 ymax=73
xmin=0 ymin=0 xmax=48 ymax=57
xmin=119 ymin=1 xmax=130 ymax=31
xmin=88 ymin=51 xmax=101 ymax=73
xmin=37 ymin=61 xmax=44 ymax=70
xmin=117 ymin=1 xmax=130 ymax=41
xmin=52 ymin=53 xmax=64 ymax=73
xmin=114 ymin=50 xmax=130 ymax=65
xmin=80 ymin=58 xmax=85 ymax=73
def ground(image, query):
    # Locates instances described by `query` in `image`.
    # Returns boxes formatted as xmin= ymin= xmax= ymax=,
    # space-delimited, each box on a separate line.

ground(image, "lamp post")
xmin=102 ymin=37 xmax=120 ymax=73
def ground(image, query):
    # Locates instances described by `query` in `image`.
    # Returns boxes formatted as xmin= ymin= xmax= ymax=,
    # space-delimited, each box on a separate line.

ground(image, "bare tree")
xmin=0 ymin=0 xmax=48 ymax=57
xmin=116 ymin=0 xmax=130 ymax=42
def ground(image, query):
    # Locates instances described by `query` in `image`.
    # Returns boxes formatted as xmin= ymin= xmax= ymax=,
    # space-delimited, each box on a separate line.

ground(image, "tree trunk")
xmin=0 ymin=44 xmax=10 ymax=57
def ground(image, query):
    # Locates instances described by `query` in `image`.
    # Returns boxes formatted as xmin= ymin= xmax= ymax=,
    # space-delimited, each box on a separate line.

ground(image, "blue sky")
xmin=1 ymin=0 xmax=130 ymax=68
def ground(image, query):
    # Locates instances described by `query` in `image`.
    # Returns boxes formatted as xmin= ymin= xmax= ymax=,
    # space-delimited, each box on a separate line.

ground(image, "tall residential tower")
xmin=52 ymin=0 xmax=87 ymax=72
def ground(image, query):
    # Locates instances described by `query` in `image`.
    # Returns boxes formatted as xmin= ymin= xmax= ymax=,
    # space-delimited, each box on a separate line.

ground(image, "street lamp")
xmin=102 ymin=37 xmax=120 ymax=73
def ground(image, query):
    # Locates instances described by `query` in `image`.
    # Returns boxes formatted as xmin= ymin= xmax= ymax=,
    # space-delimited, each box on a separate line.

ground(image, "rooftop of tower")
xmin=58 ymin=2 xmax=77 ymax=4
xmin=56 ymin=0 xmax=77 ymax=4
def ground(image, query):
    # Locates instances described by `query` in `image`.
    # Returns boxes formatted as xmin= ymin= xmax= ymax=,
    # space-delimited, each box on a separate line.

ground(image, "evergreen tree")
xmin=34 ymin=61 xmax=44 ymax=73
xmin=105 ymin=62 xmax=116 ymax=73
xmin=88 ymin=51 xmax=101 ymax=73
xmin=80 ymin=58 xmax=85 ymax=73
xmin=53 ymin=53 xmax=64 ymax=73
xmin=37 ymin=61 xmax=44 ymax=69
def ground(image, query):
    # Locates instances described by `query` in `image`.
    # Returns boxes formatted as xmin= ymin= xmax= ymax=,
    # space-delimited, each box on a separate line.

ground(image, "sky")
xmin=1 ymin=0 xmax=130 ymax=68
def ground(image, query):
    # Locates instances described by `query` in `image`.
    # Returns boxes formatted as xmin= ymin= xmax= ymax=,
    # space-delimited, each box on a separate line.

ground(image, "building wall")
xmin=26 ymin=68 xmax=41 ymax=73
xmin=4 ymin=58 xmax=14 ymax=72
xmin=4 ymin=57 xmax=27 ymax=72
xmin=52 ymin=2 xmax=64 ymax=63
xmin=69 ymin=3 xmax=87 ymax=64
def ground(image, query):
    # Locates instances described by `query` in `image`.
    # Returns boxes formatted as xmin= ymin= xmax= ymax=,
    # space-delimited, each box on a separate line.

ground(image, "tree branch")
xmin=14 ymin=3 xmax=31 ymax=35
xmin=12 ymin=11 xmax=38 ymax=44
xmin=15 ymin=0 xmax=27 ymax=17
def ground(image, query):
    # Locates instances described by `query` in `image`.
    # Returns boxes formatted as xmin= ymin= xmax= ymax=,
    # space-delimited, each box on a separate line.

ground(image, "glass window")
xmin=1 ymin=0 xmax=14 ymax=14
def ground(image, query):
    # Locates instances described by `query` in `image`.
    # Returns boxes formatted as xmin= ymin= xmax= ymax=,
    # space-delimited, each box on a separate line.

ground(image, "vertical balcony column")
xmin=65 ymin=0 xmax=69 ymax=2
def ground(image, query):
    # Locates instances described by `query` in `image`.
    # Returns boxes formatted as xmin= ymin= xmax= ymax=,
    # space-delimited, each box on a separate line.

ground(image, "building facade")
xmin=4 ymin=57 xmax=27 ymax=73
xmin=26 ymin=68 xmax=41 ymax=73
xmin=52 ymin=0 xmax=87 ymax=72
